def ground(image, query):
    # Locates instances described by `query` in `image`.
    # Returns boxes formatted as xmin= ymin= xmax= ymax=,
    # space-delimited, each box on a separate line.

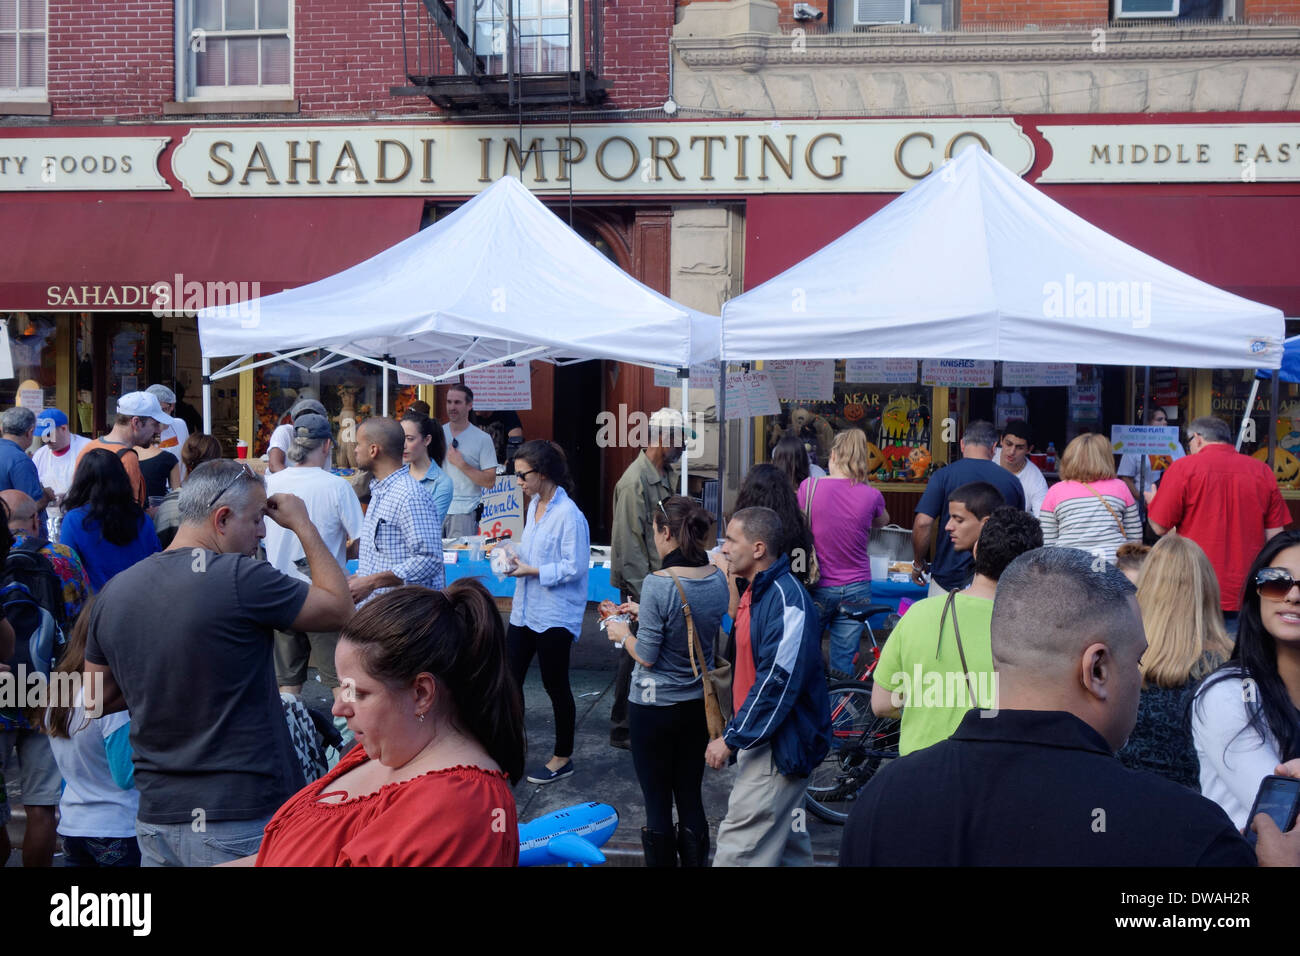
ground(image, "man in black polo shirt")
xmin=841 ymin=547 xmax=1260 ymax=866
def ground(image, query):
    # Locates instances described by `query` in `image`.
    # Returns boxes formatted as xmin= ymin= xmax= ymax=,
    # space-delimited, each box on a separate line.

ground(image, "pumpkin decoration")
xmin=1254 ymin=447 xmax=1300 ymax=487
xmin=907 ymin=446 xmax=932 ymax=480
xmin=844 ymin=403 xmax=865 ymax=422
xmin=865 ymin=441 xmax=886 ymax=475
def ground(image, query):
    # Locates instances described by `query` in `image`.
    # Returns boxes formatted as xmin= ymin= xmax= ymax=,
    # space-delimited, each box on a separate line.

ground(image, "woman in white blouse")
xmin=1192 ymin=531 xmax=1300 ymax=832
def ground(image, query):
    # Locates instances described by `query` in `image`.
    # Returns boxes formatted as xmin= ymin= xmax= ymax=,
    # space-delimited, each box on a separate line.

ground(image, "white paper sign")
xmin=1002 ymin=362 xmax=1077 ymax=387
xmin=653 ymin=361 xmax=721 ymax=390
xmin=18 ymin=388 xmax=43 ymax=413
xmin=920 ymin=359 xmax=995 ymax=388
xmin=0 ymin=323 xmax=13 ymax=380
xmin=1110 ymin=425 xmax=1182 ymax=456
xmin=120 ymin=375 xmax=138 ymax=394
xmin=478 ymin=474 xmax=524 ymax=540
xmin=464 ymin=363 xmax=532 ymax=411
xmin=845 ymin=359 xmax=918 ymax=384
xmin=767 ymin=360 xmax=835 ymax=400
xmin=396 ymin=357 xmax=453 ymax=386
xmin=724 ymin=372 xmax=781 ymax=421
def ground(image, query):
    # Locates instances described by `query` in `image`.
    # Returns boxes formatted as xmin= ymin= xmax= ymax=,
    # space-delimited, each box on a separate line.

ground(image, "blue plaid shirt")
xmin=358 ymin=464 xmax=445 ymax=603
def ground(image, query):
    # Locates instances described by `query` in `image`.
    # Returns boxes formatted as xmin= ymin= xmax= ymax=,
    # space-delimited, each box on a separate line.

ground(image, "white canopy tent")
xmin=199 ymin=175 xmax=719 ymax=491
xmin=720 ymin=145 xmax=1284 ymax=370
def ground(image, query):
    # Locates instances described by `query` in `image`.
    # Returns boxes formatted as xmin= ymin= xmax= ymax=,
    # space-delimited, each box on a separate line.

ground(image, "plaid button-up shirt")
xmin=358 ymin=464 xmax=444 ymax=603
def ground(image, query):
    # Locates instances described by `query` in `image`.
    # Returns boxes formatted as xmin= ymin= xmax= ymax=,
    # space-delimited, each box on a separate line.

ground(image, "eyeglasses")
xmin=515 ymin=468 xmax=535 ymax=481
xmin=1255 ymin=567 xmax=1300 ymax=601
xmin=207 ymin=462 xmax=256 ymax=509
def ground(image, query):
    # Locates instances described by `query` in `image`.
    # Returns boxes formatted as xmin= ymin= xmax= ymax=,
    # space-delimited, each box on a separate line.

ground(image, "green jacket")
xmin=609 ymin=451 xmax=674 ymax=602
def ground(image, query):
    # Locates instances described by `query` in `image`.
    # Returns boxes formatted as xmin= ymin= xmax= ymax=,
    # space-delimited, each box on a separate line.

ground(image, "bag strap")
xmin=937 ymin=589 xmax=980 ymax=709
xmin=803 ymin=477 xmax=819 ymax=524
xmin=1082 ymin=482 xmax=1128 ymax=539
xmin=667 ymin=569 xmax=704 ymax=681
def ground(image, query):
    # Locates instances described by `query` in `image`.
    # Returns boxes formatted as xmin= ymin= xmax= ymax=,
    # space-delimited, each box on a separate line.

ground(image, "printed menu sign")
xmin=920 ymin=359 xmax=995 ymax=388
xmin=846 ymin=359 xmax=918 ymax=384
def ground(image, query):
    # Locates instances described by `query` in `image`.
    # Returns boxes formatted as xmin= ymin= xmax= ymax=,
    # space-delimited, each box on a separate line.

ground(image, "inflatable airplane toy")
xmin=519 ymin=803 xmax=619 ymax=867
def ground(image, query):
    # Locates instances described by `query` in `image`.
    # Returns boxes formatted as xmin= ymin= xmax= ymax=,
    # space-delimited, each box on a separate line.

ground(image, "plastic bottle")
xmin=1045 ymin=441 xmax=1058 ymax=471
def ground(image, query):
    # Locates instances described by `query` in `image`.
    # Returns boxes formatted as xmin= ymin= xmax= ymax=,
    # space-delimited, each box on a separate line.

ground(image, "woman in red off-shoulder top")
xmin=252 ymin=580 xmax=526 ymax=867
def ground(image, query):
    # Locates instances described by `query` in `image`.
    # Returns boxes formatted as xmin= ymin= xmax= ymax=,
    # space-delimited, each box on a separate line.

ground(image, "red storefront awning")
xmin=0 ymin=196 xmax=426 ymax=312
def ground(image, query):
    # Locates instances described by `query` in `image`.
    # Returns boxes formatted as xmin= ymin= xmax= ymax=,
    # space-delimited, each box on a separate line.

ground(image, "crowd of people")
xmin=1 ymin=387 xmax=1298 ymax=869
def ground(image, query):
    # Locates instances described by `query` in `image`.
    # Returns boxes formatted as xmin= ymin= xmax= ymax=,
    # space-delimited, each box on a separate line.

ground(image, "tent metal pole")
xmin=209 ymin=346 xmax=320 ymax=380
xmin=1138 ymin=366 xmax=1149 ymax=504
xmin=1270 ymin=374 xmax=1280 ymax=469
xmin=202 ymin=358 xmax=212 ymax=435
xmin=1237 ymin=377 xmax=1261 ymax=451
xmin=714 ymin=362 xmax=727 ymax=541
xmin=382 ymin=355 xmax=391 ymax=417
xmin=679 ymin=368 xmax=689 ymax=496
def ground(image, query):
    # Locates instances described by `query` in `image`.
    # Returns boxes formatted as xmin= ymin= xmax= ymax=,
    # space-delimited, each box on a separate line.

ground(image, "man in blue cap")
xmin=32 ymin=408 xmax=90 ymax=541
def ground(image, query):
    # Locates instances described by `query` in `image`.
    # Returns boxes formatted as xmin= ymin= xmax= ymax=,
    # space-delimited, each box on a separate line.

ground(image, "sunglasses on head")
xmin=207 ymin=462 xmax=256 ymax=509
xmin=1255 ymin=567 xmax=1300 ymax=601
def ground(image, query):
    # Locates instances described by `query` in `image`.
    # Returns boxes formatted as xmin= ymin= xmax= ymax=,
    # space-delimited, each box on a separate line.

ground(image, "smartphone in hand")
xmin=1245 ymin=774 xmax=1300 ymax=846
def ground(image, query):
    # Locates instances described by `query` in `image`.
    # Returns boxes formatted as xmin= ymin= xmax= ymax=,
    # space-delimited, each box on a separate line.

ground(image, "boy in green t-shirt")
xmin=873 ymin=506 xmax=1043 ymax=755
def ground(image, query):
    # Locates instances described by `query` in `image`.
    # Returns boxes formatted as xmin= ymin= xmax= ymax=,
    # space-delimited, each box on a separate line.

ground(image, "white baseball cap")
xmin=117 ymin=391 xmax=177 ymax=426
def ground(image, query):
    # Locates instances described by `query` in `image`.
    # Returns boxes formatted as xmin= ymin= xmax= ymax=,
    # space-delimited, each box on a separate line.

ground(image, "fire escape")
xmin=391 ymin=0 xmax=611 ymax=111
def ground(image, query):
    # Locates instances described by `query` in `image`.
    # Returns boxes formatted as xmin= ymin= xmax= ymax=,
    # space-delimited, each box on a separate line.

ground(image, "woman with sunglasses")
xmin=59 ymin=448 xmax=161 ymax=593
xmin=1192 ymin=531 xmax=1300 ymax=829
xmin=505 ymin=440 xmax=589 ymax=785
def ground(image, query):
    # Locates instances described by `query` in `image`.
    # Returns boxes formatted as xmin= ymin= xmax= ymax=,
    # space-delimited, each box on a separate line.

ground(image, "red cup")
xmin=236 ymin=440 xmax=249 ymax=460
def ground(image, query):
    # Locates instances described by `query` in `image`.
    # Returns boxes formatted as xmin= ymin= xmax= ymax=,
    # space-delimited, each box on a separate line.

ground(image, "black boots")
xmin=640 ymin=827 xmax=678 ymax=867
xmin=675 ymin=824 xmax=710 ymax=867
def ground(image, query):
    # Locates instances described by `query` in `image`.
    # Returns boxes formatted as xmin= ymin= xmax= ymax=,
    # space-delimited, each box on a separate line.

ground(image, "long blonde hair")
xmin=830 ymin=429 xmax=871 ymax=484
xmin=1135 ymin=534 xmax=1232 ymax=688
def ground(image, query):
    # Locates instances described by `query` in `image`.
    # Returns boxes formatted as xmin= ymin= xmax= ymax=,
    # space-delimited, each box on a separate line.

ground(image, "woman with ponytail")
xmin=505 ymin=440 xmax=589 ymax=785
xmin=605 ymin=496 xmax=728 ymax=867
xmin=250 ymin=580 xmax=525 ymax=866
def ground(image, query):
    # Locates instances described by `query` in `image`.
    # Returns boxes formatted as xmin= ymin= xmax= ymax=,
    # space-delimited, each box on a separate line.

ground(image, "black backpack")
xmin=0 ymin=540 xmax=67 ymax=731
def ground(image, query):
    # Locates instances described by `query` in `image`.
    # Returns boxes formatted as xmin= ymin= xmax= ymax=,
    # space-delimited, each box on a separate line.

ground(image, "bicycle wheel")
xmin=804 ymin=680 xmax=900 ymax=825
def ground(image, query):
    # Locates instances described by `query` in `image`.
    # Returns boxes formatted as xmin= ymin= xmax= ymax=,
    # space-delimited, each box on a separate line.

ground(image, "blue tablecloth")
xmin=346 ymin=558 xmax=620 ymax=604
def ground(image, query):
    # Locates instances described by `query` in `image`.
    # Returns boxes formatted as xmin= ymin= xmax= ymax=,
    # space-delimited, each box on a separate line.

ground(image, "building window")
xmin=470 ymin=0 xmax=577 ymax=75
xmin=181 ymin=0 xmax=292 ymax=100
xmin=0 ymin=0 xmax=46 ymax=98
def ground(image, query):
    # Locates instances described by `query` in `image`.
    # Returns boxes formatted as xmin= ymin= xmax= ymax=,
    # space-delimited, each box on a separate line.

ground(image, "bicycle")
xmin=805 ymin=602 xmax=902 ymax=825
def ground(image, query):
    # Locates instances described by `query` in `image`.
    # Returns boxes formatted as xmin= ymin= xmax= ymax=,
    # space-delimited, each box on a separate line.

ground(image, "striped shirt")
xmin=1038 ymin=478 xmax=1142 ymax=565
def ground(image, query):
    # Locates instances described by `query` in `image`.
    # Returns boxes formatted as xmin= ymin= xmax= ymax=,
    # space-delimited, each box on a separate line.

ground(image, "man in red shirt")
xmin=1147 ymin=416 xmax=1290 ymax=621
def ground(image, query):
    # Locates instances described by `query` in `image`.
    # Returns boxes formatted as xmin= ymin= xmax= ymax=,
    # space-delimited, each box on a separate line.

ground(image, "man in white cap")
xmin=147 ymin=384 xmax=191 ymax=481
xmin=76 ymin=392 xmax=176 ymax=508
xmin=32 ymin=408 xmax=90 ymax=540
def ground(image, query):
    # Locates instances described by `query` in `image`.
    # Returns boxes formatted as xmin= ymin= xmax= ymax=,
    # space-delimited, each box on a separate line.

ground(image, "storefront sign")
xmin=0 ymin=137 xmax=169 ymax=191
xmin=724 ymin=371 xmax=780 ymax=421
xmin=478 ymin=474 xmax=524 ymax=540
xmin=768 ymin=360 xmax=835 ymax=401
xmin=465 ymin=363 xmax=532 ymax=411
xmin=920 ymin=359 xmax=995 ymax=388
xmin=1001 ymin=362 xmax=1077 ymax=387
xmin=170 ymin=120 xmax=1034 ymax=197
xmin=845 ymin=359 xmax=917 ymax=384
xmin=1110 ymin=425 xmax=1182 ymax=456
xmin=1038 ymin=124 xmax=1300 ymax=183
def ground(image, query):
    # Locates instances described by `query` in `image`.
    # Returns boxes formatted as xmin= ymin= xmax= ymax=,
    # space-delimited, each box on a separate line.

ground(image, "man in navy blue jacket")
xmin=708 ymin=506 xmax=830 ymax=866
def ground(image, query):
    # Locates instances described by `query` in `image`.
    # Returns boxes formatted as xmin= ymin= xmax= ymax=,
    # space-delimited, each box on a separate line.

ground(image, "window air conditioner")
xmin=1115 ymin=0 xmax=1179 ymax=18
xmin=854 ymin=0 xmax=911 ymax=25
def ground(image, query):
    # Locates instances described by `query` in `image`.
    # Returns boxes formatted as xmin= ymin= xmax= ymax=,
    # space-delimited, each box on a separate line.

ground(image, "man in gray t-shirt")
xmin=441 ymin=383 xmax=498 ymax=537
xmin=85 ymin=460 xmax=354 ymax=867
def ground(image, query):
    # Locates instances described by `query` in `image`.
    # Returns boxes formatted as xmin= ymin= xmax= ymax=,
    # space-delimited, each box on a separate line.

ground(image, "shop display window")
xmin=1 ymin=312 xmax=57 ymax=413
